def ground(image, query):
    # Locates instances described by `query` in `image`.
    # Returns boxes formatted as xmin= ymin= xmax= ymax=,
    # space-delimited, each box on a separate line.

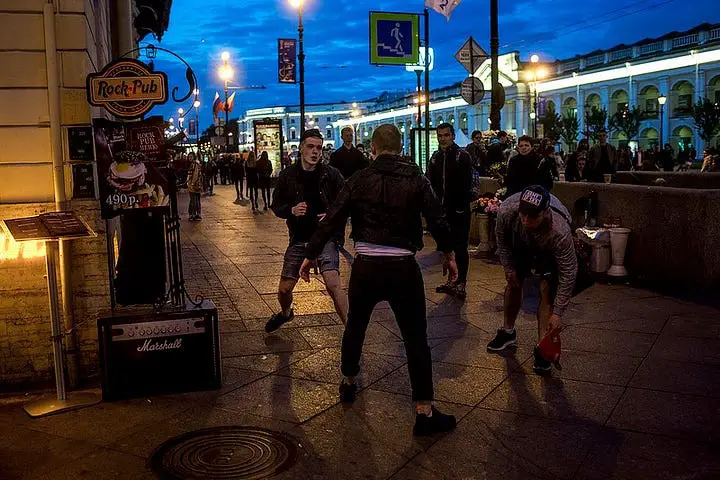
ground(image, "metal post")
xmin=534 ymin=89 xmax=538 ymax=138
xmin=416 ymin=70 xmax=422 ymax=128
xmin=469 ymin=36 xmax=475 ymax=105
xmin=195 ymin=105 xmax=200 ymax=153
xmin=659 ymin=104 xmax=664 ymax=147
xmin=489 ymin=0 xmax=500 ymax=130
xmin=46 ymin=241 xmax=66 ymax=400
xmin=224 ymin=81 xmax=229 ymax=152
xmin=298 ymin=4 xmax=306 ymax=136
xmin=423 ymin=8 xmax=430 ymax=171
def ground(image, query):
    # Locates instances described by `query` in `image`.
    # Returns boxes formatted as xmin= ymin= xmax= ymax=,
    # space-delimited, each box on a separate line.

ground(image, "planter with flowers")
xmin=470 ymin=194 xmax=502 ymax=254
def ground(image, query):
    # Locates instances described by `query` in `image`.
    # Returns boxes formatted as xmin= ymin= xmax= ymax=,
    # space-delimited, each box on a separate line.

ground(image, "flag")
xmin=425 ymin=0 xmax=462 ymax=20
xmin=226 ymin=92 xmax=236 ymax=113
xmin=212 ymin=92 xmax=222 ymax=120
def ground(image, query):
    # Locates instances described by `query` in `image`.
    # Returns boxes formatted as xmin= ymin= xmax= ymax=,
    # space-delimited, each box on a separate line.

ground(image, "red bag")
xmin=538 ymin=326 xmax=565 ymax=370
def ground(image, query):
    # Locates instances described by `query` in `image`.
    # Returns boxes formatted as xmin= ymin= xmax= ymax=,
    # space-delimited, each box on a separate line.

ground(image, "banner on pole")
xmin=369 ymin=12 xmax=420 ymax=66
xmin=425 ymin=0 xmax=462 ymax=20
xmin=278 ymin=38 xmax=297 ymax=84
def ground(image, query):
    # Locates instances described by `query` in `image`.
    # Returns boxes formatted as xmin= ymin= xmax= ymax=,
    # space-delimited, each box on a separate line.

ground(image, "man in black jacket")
xmin=329 ymin=127 xmax=369 ymax=179
xmin=266 ymin=129 xmax=348 ymax=332
xmin=505 ymin=135 xmax=554 ymax=196
xmin=426 ymin=123 xmax=473 ymax=300
xmin=300 ymin=124 xmax=459 ymax=436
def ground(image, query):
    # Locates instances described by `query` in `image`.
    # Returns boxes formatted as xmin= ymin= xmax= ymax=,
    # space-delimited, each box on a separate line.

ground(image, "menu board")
xmin=67 ymin=126 xmax=95 ymax=161
xmin=2 ymin=212 xmax=94 ymax=241
xmin=253 ymin=120 xmax=284 ymax=176
xmin=93 ymin=116 xmax=170 ymax=219
xmin=72 ymin=163 xmax=96 ymax=199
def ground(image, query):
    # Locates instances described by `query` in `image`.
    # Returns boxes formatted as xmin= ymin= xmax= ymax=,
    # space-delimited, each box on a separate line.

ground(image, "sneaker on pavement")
xmin=487 ymin=328 xmax=517 ymax=351
xmin=533 ymin=346 xmax=552 ymax=375
xmin=413 ymin=407 xmax=457 ymax=436
xmin=339 ymin=381 xmax=357 ymax=403
xmin=264 ymin=309 xmax=294 ymax=333
xmin=455 ymin=283 xmax=467 ymax=301
xmin=435 ymin=281 xmax=456 ymax=295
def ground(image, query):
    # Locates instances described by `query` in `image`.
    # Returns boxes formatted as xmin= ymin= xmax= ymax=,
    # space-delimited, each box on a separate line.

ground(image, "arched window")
xmin=639 ymin=127 xmax=659 ymax=150
xmin=639 ymin=85 xmax=660 ymax=118
xmin=671 ymin=80 xmax=695 ymax=117
xmin=460 ymin=112 xmax=469 ymax=135
xmin=610 ymin=90 xmax=629 ymax=115
xmin=563 ymin=97 xmax=577 ymax=117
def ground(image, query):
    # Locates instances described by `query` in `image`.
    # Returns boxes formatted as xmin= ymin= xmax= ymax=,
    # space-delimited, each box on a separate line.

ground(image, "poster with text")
xmin=93 ymin=116 xmax=170 ymax=219
xmin=253 ymin=120 xmax=284 ymax=176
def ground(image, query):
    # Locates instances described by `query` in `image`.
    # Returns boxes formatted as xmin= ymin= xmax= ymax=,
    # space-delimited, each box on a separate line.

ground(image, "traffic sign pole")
xmin=469 ymin=35 xmax=475 ymax=105
xmin=424 ymin=8 xmax=430 ymax=171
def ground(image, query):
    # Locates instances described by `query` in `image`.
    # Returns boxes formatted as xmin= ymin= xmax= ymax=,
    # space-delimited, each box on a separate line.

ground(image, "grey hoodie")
xmin=495 ymin=192 xmax=578 ymax=316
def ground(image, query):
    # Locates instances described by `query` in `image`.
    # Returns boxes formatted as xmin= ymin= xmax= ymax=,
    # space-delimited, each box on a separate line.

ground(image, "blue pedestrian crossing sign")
xmin=369 ymin=12 xmax=420 ymax=66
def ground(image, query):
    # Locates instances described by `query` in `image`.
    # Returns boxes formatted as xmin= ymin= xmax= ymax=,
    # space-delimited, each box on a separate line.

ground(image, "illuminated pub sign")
xmin=86 ymin=58 xmax=168 ymax=119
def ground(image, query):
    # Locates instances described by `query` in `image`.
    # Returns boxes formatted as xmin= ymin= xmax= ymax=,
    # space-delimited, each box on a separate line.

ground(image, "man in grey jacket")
xmin=486 ymin=185 xmax=578 ymax=374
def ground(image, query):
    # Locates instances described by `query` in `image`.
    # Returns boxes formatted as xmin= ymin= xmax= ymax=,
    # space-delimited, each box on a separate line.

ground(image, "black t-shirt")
xmin=294 ymin=168 xmax=324 ymax=242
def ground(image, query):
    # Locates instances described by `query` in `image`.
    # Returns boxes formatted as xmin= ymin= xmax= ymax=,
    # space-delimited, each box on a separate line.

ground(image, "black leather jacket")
xmin=305 ymin=154 xmax=452 ymax=259
xmin=425 ymin=143 xmax=473 ymax=213
xmin=270 ymin=162 xmax=346 ymax=245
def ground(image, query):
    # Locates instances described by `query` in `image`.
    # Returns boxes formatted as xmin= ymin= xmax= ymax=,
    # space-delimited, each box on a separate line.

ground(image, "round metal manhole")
xmin=150 ymin=426 xmax=298 ymax=479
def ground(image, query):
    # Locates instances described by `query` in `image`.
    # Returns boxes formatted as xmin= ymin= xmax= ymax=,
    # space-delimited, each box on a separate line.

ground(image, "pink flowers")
xmin=473 ymin=196 xmax=502 ymax=215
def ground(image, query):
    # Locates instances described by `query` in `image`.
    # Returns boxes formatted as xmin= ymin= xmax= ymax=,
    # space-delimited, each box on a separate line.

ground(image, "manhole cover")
xmin=151 ymin=426 xmax=298 ymax=479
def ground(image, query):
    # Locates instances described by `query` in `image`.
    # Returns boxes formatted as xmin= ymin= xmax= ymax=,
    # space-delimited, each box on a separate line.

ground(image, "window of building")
xmin=290 ymin=118 xmax=295 ymax=124
xmin=327 ymin=116 xmax=331 ymax=122
xmin=291 ymin=129 xmax=296 ymax=140
xmin=326 ymin=128 xmax=332 ymax=139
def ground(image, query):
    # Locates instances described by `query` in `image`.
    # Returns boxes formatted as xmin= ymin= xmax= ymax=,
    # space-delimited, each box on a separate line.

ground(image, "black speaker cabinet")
xmin=98 ymin=300 xmax=221 ymax=401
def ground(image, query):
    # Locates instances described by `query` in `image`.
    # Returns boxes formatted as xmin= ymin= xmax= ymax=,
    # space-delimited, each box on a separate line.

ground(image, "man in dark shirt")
xmin=505 ymin=135 xmax=554 ymax=196
xmin=466 ymin=130 xmax=489 ymax=176
xmin=426 ymin=123 xmax=473 ymax=300
xmin=266 ymin=129 xmax=348 ymax=332
xmin=300 ymin=123 xmax=458 ymax=436
xmin=587 ymin=129 xmax=617 ymax=182
xmin=329 ymin=127 xmax=369 ymax=179
xmin=487 ymin=130 xmax=510 ymax=166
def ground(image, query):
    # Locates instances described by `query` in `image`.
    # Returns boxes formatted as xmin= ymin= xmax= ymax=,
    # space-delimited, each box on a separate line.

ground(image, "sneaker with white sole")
xmin=487 ymin=328 xmax=517 ymax=351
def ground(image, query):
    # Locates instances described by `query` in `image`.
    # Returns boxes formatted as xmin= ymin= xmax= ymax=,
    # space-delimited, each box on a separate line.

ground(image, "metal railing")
xmin=671 ymin=34 xmax=699 ymax=48
xmin=638 ymin=42 xmax=663 ymax=55
xmin=611 ymin=49 xmax=632 ymax=61
xmin=586 ymin=54 xmax=605 ymax=66
xmin=709 ymin=28 xmax=720 ymax=40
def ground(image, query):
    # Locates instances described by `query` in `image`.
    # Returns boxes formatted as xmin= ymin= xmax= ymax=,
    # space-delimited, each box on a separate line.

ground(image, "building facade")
xmin=0 ymin=0 xmax=170 ymax=386
xmin=331 ymin=24 xmax=720 ymax=158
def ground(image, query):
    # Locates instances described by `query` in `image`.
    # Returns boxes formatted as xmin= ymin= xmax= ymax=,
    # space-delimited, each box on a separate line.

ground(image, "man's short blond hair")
xmin=341 ymin=126 xmax=353 ymax=136
xmin=371 ymin=124 xmax=402 ymax=154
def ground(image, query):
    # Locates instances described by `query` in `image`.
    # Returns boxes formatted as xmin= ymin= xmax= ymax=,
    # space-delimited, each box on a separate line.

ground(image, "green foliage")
xmin=560 ymin=111 xmax=579 ymax=151
xmin=609 ymin=106 xmax=642 ymax=141
xmin=692 ymin=98 xmax=720 ymax=143
xmin=539 ymin=104 xmax=562 ymax=143
xmin=584 ymin=106 xmax=608 ymax=143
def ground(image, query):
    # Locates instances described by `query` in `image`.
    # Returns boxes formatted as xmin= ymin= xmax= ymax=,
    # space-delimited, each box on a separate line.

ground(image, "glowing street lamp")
xmin=528 ymin=54 xmax=548 ymax=138
xmin=658 ymin=94 xmax=667 ymax=146
xmin=289 ymin=0 xmax=307 ymax=134
xmin=218 ymin=52 xmax=234 ymax=150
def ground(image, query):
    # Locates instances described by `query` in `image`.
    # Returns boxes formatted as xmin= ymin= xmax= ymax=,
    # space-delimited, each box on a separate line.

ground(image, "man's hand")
xmin=548 ymin=313 xmax=561 ymax=332
xmin=443 ymin=252 xmax=458 ymax=284
xmin=292 ymin=202 xmax=308 ymax=217
xmin=505 ymin=270 xmax=521 ymax=288
xmin=299 ymin=258 xmax=314 ymax=283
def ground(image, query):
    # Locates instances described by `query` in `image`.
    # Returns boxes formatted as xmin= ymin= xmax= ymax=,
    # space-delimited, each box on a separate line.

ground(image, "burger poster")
xmin=93 ymin=117 xmax=170 ymax=219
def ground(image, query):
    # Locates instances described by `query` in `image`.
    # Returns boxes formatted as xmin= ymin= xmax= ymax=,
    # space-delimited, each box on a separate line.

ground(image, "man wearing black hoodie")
xmin=426 ymin=123 xmax=473 ymax=300
xmin=300 ymin=124 xmax=458 ymax=436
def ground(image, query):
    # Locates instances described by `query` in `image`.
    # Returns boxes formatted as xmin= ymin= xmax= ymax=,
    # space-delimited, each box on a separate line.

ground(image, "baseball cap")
xmin=519 ymin=185 xmax=550 ymax=216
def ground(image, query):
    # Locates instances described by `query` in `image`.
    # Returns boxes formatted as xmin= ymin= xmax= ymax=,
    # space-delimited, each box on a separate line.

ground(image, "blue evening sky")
xmin=149 ymin=0 xmax=717 ymax=127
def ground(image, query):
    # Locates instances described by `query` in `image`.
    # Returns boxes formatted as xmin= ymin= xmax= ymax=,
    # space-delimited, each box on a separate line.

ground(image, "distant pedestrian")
xmin=487 ymin=185 xmax=577 ymax=375
xmin=299 ymin=123 xmax=458 ymax=436
xmin=187 ymin=153 xmax=203 ymax=221
xmin=505 ymin=135 xmax=553 ymax=196
xmin=488 ymin=130 xmax=510 ymax=166
xmin=587 ymin=129 xmax=616 ymax=182
xmin=233 ymin=152 xmax=246 ymax=202
xmin=661 ymin=143 xmax=675 ymax=171
xmin=564 ymin=150 xmax=588 ymax=182
xmin=426 ymin=123 xmax=473 ymax=300
xmin=246 ymin=149 xmax=259 ymax=212
xmin=257 ymin=150 xmax=273 ymax=211
xmin=330 ymin=127 xmax=369 ymax=179
xmin=266 ymin=129 xmax=348 ymax=333
xmin=466 ymin=130 xmax=489 ymax=176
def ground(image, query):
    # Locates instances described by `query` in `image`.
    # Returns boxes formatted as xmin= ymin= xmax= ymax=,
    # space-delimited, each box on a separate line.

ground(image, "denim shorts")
xmin=281 ymin=241 xmax=339 ymax=280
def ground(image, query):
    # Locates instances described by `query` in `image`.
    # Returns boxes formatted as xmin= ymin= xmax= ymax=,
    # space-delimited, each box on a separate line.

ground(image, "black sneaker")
xmin=487 ymin=328 xmax=517 ymax=352
xmin=264 ymin=309 xmax=294 ymax=333
xmin=339 ymin=381 xmax=357 ymax=403
xmin=533 ymin=346 xmax=552 ymax=375
xmin=436 ymin=281 xmax=456 ymax=295
xmin=455 ymin=283 xmax=467 ymax=301
xmin=413 ymin=407 xmax=457 ymax=436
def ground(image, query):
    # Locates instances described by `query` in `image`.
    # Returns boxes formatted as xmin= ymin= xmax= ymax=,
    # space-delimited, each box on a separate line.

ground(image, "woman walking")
xmin=232 ymin=153 xmax=245 ymax=203
xmin=246 ymin=149 xmax=259 ymax=212
xmin=187 ymin=153 xmax=203 ymax=221
xmin=256 ymin=151 xmax=273 ymax=211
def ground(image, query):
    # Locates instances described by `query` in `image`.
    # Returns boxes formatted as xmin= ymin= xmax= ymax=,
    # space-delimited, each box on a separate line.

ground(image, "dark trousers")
xmin=260 ymin=186 xmax=270 ymax=207
xmin=448 ymin=210 xmax=471 ymax=284
xmin=234 ymin=175 xmax=244 ymax=199
xmin=342 ymin=255 xmax=433 ymax=401
xmin=188 ymin=192 xmax=201 ymax=217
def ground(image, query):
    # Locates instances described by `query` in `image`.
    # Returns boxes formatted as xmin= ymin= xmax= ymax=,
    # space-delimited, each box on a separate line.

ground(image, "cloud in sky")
xmin=149 ymin=0 xmax=717 ymax=128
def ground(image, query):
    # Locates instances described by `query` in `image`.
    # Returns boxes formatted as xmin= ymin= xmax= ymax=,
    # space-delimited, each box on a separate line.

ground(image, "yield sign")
xmin=454 ymin=37 xmax=488 ymax=74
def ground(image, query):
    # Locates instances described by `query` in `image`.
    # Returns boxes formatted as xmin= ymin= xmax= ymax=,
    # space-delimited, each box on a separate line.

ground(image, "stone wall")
xmin=478 ymin=178 xmax=720 ymax=291
xmin=614 ymin=171 xmax=720 ymax=189
xmin=0 ymin=0 xmax=115 ymax=387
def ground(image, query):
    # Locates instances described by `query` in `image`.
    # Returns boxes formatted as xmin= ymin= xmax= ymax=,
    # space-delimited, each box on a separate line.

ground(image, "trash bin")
xmin=607 ymin=227 xmax=631 ymax=277
xmin=576 ymin=227 xmax=611 ymax=273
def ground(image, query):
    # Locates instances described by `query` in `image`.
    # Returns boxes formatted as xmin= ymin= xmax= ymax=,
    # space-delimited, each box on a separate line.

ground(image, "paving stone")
xmin=559 ymin=326 xmax=657 ymax=358
xmin=262 ymin=291 xmax=338 ymax=315
xmin=371 ymin=361 xmax=507 ymax=406
xmin=662 ymin=313 xmax=720 ymax=339
xmin=431 ymin=334 xmax=533 ymax=372
xmin=215 ymin=375 xmax=339 ymax=423
xmin=243 ymin=313 xmax=340 ymax=331
xmin=298 ymin=323 xmax=398 ymax=349
xmin=518 ymin=349 xmax=643 ymax=386
xmin=607 ymin=388 xmax=720 ymax=442
xmin=248 ymin=275 xmax=327 ymax=294
xmin=220 ymin=328 xmax=312 ymax=357
xmin=648 ymin=333 xmax=720 ymax=365
xmin=480 ymin=374 xmax=625 ymax=424
xmin=629 ymin=357 xmax=720 ymax=397
xmin=32 ymin=448 xmax=155 ymax=480
xmin=222 ymin=350 xmax=316 ymax=373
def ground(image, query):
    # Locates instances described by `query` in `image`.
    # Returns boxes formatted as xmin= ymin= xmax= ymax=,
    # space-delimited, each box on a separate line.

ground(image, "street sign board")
xmin=461 ymin=77 xmax=485 ymax=105
xmin=369 ymin=12 xmax=420 ymax=66
xmin=405 ymin=47 xmax=434 ymax=72
xmin=454 ymin=37 xmax=488 ymax=74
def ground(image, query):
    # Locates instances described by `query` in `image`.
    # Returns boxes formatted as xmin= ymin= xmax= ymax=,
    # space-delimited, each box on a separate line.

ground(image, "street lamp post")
xmin=289 ymin=0 xmax=306 ymax=135
xmin=218 ymin=51 xmax=234 ymax=153
xmin=194 ymin=96 xmax=201 ymax=154
xmin=658 ymin=94 xmax=667 ymax=148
